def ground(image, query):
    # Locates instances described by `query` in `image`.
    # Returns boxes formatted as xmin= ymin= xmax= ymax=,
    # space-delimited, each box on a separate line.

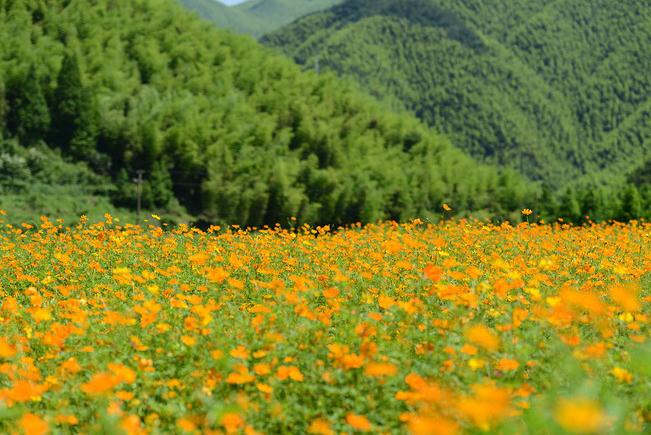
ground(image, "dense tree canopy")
xmin=265 ymin=0 xmax=651 ymax=191
xmin=0 ymin=0 xmax=535 ymax=226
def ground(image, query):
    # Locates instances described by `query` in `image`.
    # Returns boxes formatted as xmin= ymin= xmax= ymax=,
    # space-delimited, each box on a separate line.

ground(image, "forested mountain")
xmin=0 ymin=0 xmax=534 ymax=226
xmin=265 ymin=0 xmax=651 ymax=190
xmin=180 ymin=0 xmax=342 ymax=36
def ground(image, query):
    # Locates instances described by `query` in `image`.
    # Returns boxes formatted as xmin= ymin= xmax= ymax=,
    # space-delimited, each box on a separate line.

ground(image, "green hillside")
xmin=0 ymin=0 xmax=534 ymax=226
xmin=264 ymin=0 xmax=651 ymax=190
xmin=180 ymin=0 xmax=342 ymax=37
xmin=178 ymin=0 xmax=252 ymax=32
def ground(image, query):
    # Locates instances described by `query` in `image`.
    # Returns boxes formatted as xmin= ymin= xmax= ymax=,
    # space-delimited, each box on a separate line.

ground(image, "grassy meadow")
xmin=0 ymin=211 xmax=649 ymax=434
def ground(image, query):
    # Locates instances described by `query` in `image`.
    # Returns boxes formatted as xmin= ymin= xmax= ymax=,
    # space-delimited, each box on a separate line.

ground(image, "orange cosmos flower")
xmin=55 ymin=414 xmax=79 ymax=425
xmin=322 ymin=287 xmax=340 ymax=298
xmin=20 ymin=413 xmax=49 ymax=435
xmin=464 ymin=325 xmax=500 ymax=352
xmin=108 ymin=363 xmax=136 ymax=384
xmin=457 ymin=382 xmax=511 ymax=430
xmin=5 ymin=380 xmax=48 ymax=403
xmin=226 ymin=365 xmax=255 ymax=384
xmin=220 ymin=412 xmax=244 ymax=434
xmin=365 ymin=362 xmax=398 ymax=377
xmin=230 ymin=345 xmax=250 ymax=359
xmin=610 ymin=283 xmax=642 ymax=312
xmin=276 ymin=365 xmax=304 ymax=381
xmin=256 ymin=383 xmax=273 ymax=394
xmin=424 ymin=264 xmax=443 ymax=282
xmin=408 ymin=415 xmax=459 ymax=435
xmin=0 ymin=337 xmax=16 ymax=358
xmin=496 ymin=358 xmax=520 ymax=371
xmin=81 ymin=373 xmax=117 ymax=395
xmin=253 ymin=363 xmax=271 ymax=375
xmin=308 ymin=418 xmax=334 ymax=435
xmin=177 ymin=418 xmax=197 ymax=432
xmin=345 ymin=413 xmax=372 ymax=432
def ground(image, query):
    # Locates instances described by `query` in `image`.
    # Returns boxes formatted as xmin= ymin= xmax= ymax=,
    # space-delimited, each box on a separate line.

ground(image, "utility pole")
xmin=315 ymin=55 xmax=320 ymax=74
xmin=134 ymin=170 xmax=144 ymax=225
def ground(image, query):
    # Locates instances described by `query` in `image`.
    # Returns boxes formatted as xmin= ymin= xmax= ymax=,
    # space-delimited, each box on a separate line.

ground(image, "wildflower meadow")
xmin=0 ymin=212 xmax=649 ymax=434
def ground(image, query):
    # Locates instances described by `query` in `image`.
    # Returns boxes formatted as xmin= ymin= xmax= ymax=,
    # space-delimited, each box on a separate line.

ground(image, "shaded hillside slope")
xmin=265 ymin=0 xmax=651 ymax=188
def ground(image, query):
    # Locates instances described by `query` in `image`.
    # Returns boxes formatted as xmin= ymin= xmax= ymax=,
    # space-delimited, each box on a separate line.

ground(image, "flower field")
xmin=0 ymin=213 xmax=650 ymax=434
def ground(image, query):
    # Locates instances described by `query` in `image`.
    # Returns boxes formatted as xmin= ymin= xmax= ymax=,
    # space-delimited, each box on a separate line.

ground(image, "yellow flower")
xmin=611 ymin=366 xmax=633 ymax=383
xmin=554 ymin=397 xmax=608 ymax=433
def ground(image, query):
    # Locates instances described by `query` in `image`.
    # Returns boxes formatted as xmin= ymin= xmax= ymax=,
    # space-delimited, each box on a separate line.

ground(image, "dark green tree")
xmin=619 ymin=184 xmax=643 ymax=221
xmin=144 ymin=161 xmax=174 ymax=209
xmin=6 ymin=66 xmax=50 ymax=145
xmin=558 ymin=188 xmax=582 ymax=223
xmin=0 ymin=80 xmax=6 ymax=137
xmin=49 ymin=52 xmax=99 ymax=160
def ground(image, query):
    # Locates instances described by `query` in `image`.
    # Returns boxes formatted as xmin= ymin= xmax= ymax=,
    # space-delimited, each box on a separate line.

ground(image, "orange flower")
xmin=256 ymin=383 xmax=273 ymax=394
xmin=220 ymin=412 xmax=244 ymax=434
xmin=226 ymin=371 xmax=255 ymax=384
xmin=424 ymin=264 xmax=443 ymax=282
xmin=60 ymin=357 xmax=82 ymax=374
xmin=108 ymin=363 xmax=136 ymax=384
xmin=226 ymin=365 xmax=255 ymax=384
xmin=177 ymin=418 xmax=197 ymax=432
xmin=230 ymin=345 xmax=250 ymax=360
xmin=253 ymin=363 xmax=271 ymax=375
xmin=205 ymin=267 xmax=229 ymax=283
xmin=457 ymin=382 xmax=511 ymax=430
xmin=345 ymin=413 xmax=372 ymax=432
xmin=20 ymin=413 xmax=48 ymax=435
xmin=465 ymin=325 xmax=500 ymax=352
xmin=408 ymin=415 xmax=459 ymax=435
xmin=54 ymin=414 xmax=79 ymax=425
xmin=341 ymin=354 xmax=365 ymax=370
xmin=181 ymin=335 xmax=197 ymax=346
xmin=81 ymin=373 xmax=117 ymax=395
xmin=496 ymin=358 xmax=519 ymax=371
xmin=322 ymin=287 xmax=340 ymax=298
xmin=365 ymin=362 xmax=398 ymax=377
xmin=0 ymin=337 xmax=16 ymax=358
xmin=6 ymin=380 xmax=48 ymax=402
xmin=308 ymin=418 xmax=334 ymax=435
xmin=610 ymin=283 xmax=641 ymax=312
xmin=276 ymin=365 xmax=304 ymax=381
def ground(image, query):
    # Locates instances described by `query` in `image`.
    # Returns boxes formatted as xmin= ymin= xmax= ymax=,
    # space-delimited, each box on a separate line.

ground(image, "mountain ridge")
xmin=180 ymin=0 xmax=343 ymax=36
xmin=265 ymin=0 xmax=651 ymax=189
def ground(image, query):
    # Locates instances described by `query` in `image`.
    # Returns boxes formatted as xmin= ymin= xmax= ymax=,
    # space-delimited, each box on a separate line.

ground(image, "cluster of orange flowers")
xmin=0 ymin=213 xmax=649 ymax=433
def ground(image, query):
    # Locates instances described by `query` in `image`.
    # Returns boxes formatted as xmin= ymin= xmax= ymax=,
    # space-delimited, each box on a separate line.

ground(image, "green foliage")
xmin=180 ymin=0 xmax=343 ymax=37
xmin=265 ymin=0 xmax=651 ymax=195
xmin=49 ymin=52 xmax=100 ymax=163
xmin=0 ymin=138 xmax=134 ymax=224
xmin=5 ymin=66 xmax=50 ymax=145
xmin=0 ymin=0 xmax=534 ymax=226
